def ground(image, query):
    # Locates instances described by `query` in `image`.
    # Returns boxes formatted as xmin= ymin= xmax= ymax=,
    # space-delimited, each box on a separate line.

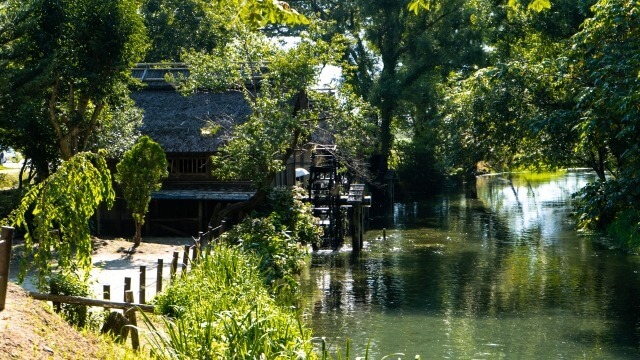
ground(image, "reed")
xmin=146 ymin=245 xmax=315 ymax=359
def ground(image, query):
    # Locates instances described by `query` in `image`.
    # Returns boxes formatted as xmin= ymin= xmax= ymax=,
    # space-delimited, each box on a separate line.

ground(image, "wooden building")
xmin=98 ymin=64 xmax=297 ymax=237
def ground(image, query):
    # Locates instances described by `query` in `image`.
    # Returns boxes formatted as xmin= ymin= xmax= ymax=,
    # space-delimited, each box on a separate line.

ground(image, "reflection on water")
xmin=301 ymin=172 xmax=640 ymax=359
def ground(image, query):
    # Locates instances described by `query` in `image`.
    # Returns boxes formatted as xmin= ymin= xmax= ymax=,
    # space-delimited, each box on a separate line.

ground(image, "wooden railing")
xmin=0 ymin=225 xmax=222 ymax=350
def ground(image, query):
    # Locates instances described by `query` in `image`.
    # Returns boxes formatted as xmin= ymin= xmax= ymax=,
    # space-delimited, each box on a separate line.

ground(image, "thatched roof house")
xmin=99 ymin=64 xmax=269 ymax=237
xmin=131 ymin=90 xmax=249 ymax=154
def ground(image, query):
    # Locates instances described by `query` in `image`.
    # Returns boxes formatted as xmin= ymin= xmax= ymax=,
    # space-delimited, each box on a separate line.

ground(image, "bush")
xmin=48 ymin=272 xmax=99 ymax=329
xmin=607 ymin=209 xmax=640 ymax=252
xmin=222 ymin=213 xmax=309 ymax=286
xmin=573 ymin=179 xmax=622 ymax=230
xmin=149 ymin=246 xmax=315 ymax=359
xmin=263 ymin=186 xmax=322 ymax=247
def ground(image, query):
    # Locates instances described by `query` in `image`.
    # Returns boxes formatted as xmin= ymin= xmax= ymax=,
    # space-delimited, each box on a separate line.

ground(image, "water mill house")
xmin=97 ymin=63 xmax=299 ymax=237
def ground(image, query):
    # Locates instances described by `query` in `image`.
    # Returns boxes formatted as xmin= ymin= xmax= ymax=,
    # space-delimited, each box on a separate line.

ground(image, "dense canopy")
xmin=1 ymin=0 xmax=639 ymax=249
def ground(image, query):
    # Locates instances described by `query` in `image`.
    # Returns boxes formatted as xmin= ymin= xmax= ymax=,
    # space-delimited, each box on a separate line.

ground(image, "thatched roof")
xmin=131 ymin=90 xmax=250 ymax=153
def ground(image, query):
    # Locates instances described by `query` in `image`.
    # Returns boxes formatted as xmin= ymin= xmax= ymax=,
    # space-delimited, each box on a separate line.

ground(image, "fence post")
xmin=170 ymin=252 xmax=178 ymax=281
xmin=201 ymin=233 xmax=209 ymax=256
xmin=124 ymin=277 xmax=131 ymax=302
xmin=139 ymin=266 xmax=146 ymax=304
xmin=103 ymin=285 xmax=110 ymax=311
xmin=0 ymin=226 xmax=15 ymax=311
xmin=156 ymin=259 xmax=163 ymax=294
xmin=192 ymin=245 xmax=198 ymax=263
xmin=182 ymin=245 xmax=189 ymax=275
xmin=123 ymin=290 xmax=139 ymax=350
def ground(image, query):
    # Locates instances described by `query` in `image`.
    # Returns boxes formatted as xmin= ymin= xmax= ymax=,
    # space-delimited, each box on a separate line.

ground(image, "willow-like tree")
xmin=1 ymin=151 xmax=114 ymax=290
xmin=115 ymin=136 xmax=168 ymax=247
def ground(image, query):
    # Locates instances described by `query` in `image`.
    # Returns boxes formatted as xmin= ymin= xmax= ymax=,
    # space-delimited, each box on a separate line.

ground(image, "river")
xmin=300 ymin=171 xmax=640 ymax=359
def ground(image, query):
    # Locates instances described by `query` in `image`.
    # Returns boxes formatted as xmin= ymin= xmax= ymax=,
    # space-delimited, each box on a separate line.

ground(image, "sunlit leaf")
xmin=528 ymin=0 xmax=551 ymax=12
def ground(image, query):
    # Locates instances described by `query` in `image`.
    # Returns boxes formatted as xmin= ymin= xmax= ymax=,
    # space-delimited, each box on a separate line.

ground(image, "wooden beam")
xmin=28 ymin=292 xmax=155 ymax=313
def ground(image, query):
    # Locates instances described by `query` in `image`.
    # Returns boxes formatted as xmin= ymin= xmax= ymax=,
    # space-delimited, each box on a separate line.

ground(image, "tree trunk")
xmin=133 ymin=221 xmax=142 ymax=247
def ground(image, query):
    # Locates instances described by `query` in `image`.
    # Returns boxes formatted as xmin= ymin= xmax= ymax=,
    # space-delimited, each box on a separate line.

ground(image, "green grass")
xmin=0 ymin=172 xmax=19 ymax=189
xmin=506 ymin=170 xmax=568 ymax=184
xmin=146 ymin=245 xmax=316 ymax=359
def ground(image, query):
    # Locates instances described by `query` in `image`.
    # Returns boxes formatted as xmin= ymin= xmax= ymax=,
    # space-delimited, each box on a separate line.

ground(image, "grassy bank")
xmin=147 ymin=245 xmax=315 ymax=359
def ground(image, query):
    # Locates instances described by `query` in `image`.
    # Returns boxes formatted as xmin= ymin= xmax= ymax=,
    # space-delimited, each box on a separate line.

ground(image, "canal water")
xmin=300 ymin=171 xmax=640 ymax=359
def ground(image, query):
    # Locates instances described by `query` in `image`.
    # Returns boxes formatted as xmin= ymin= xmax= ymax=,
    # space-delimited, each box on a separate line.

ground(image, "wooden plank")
xmin=28 ymin=292 xmax=155 ymax=313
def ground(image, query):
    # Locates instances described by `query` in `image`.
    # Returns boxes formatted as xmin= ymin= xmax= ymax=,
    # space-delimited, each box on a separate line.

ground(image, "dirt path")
xmin=89 ymin=237 xmax=195 ymax=303
xmin=9 ymin=237 xmax=195 ymax=303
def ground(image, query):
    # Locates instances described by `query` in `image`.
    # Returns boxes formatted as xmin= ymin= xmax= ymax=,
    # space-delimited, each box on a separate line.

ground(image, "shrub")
xmin=264 ymin=186 xmax=322 ymax=247
xmin=607 ymin=209 xmax=640 ymax=252
xmin=221 ymin=213 xmax=309 ymax=286
xmin=149 ymin=246 xmax=315 ymax=359
xmin=47 ymin=272 xmax=103 ymax=329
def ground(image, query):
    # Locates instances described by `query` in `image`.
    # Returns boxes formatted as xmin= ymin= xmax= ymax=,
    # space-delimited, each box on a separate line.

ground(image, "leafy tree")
xmin=115 ymin=135 xmax=169 ymax=246
xmin=567 ymin=0 xmax=640 ymax=234
xmin=0 ymin=0 xmax=147 ymax=178
xmin=141 ymin=0 xmax=235 ymax=62
xmin=295 ymin=1 xmax=489 ymax=197
xmin=175 ymin=20 xmax=375 ymax=227
xmin=436 ymin=0 xmax=595 ymax=178
xmin=409 ymin=0 xmax=552 ymax=14
xmin=140 ymin=0 xmax=309 ymax=62
xmin=1 ymin=150 xmax=114 ymax=290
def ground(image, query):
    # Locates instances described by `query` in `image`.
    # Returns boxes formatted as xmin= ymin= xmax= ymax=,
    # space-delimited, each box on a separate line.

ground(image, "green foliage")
xmin=408 ymin=0 xmax=551 ymax=14
xmin=48 ymin=272 xmax=95 ymax=329
xmin=235 ymin=0 xmax=310 ymax=28
xmin=2 ymin=151 xmax=114 ymax=290
xmin=115 ymin=135 xmax=168 ymax=245
xmin=149 ymin=246 xmax=315 ymax=359
xmin=141 ymin=0 xmax=308 ymax=62
xmin=0 ymin=173 xmax=18 ymax=189
xmin=265 ymin=186 xmax=323 ymax=247
xmin=566 ymin=0 xmax=640 ymax=239
xmin=436 ymin=0 xmax=594 ymax=177
xmin=141 ymin=0 xmax=235 ymax=62
xmin=222 ymin=212 xmax=310 ymax=285
xmin=0 ymin=0 xmax=147 ymax=168
xmin=606 ymin=209 xmax=640 ymax=252
xmin=395 ymin=134 xmax=446 ymax=197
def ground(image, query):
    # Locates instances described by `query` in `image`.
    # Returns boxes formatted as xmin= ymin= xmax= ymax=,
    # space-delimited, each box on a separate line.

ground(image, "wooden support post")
xmin=352 ymin=204 xmax=363 ymax=252
xmin=0 ymin=226 xmax=15 ymax=311
xmin=201 ymin=232 xmax=209 ymax=256
xmin=170 ymin=252 xmax=178 ymax=281
xmin=156 ymin=259 xmax=163 ymax=294
xmin=124 ymin=277 xmax=131 ymax=302
xmin=192 ymin=245 xmax=198 ymax=263
xmin=103 ymin=285 xmax=110 ymax=311
xmin=139 ymin=266 xmax=146 ymax=304
xmin=50 ymin=280 xmax=61 ymax=313
xmin=182 ymin=245 xmax=189 ymax=275
xmin=123 ymin=290 xmax=139 ymax=350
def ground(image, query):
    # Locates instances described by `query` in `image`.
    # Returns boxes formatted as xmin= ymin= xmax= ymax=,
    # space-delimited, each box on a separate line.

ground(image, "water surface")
xmin=301 ymin=172 xmax=640 ymax=359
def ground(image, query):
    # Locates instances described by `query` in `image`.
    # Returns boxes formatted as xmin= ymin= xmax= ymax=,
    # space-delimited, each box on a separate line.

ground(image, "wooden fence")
xmin=0 ymin=225 xmax=222 ymax=350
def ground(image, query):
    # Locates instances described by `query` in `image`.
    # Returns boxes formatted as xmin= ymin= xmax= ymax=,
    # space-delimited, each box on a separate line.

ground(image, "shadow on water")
xmin=301 ymin=171 xmax=640 ymax=359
